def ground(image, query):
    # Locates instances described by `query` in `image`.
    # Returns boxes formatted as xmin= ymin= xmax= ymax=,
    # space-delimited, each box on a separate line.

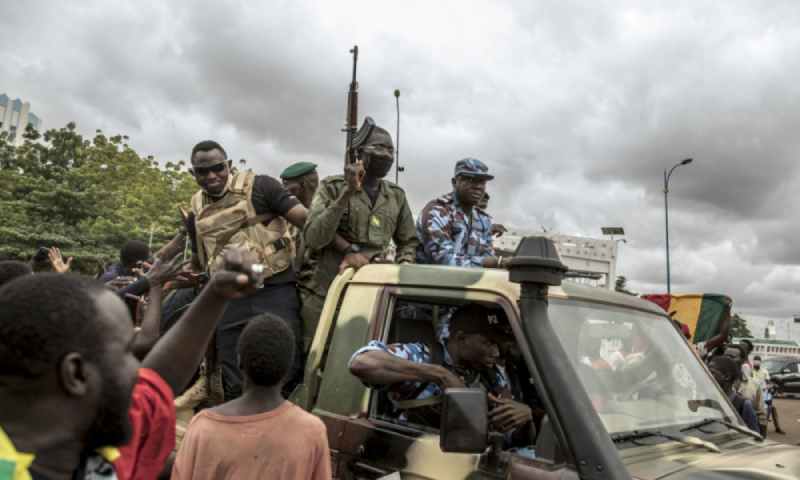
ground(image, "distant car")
xmin=763 ymin=356 xmax=800 ymax=396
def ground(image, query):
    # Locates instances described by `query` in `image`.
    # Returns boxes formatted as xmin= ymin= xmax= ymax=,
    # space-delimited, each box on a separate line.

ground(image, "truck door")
xmin=339 ymin=286 xmax=580 ymax=479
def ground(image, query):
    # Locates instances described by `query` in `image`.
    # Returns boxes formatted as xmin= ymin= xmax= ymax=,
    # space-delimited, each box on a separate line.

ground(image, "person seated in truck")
xmin=348 ymin=303 xmax=534 ymax=442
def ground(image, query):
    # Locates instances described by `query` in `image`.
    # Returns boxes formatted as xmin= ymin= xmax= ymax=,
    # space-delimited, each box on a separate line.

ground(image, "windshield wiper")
xmin=679 ymin=417 xmax=762 ymax=441
xmin=611 ymin=430 xmax=721 ymax=453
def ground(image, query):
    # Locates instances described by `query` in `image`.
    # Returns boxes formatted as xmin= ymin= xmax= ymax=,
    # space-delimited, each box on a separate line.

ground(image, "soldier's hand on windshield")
xmin=344 ymin=161 xmax=365 ymax=192
xmin=339 ymin=252 xmax=370 ymax=273
xmin=209 ymin=248 xmax=259 ymax=299
xmin=48 ymin=247 xmax=73 ymax=273
xmin=489 ymin=395 xmax=532 ymax=433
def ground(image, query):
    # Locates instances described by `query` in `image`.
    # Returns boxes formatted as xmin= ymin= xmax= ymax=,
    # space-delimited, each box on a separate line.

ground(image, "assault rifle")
xmin=343 ymin=45 xmax=365 ymax=190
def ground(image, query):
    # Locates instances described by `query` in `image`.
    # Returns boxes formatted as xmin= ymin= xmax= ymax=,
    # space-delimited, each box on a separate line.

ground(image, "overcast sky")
xmin=3 ymin=1 xmax=800 ymax=331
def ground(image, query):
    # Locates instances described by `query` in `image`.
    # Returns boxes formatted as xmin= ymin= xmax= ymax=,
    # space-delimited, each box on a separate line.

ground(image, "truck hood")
xmin=626 ymin=441 xmax=800 ymax=479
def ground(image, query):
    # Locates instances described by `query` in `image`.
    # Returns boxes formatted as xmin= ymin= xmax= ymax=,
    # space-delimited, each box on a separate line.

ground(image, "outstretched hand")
xmin=48 ymin=247 xmax=73 ymax=273
xmin=209 ymin=249 xmax=260 ymax=299
xmin=146 ymin=256 xmax=191 ymax=288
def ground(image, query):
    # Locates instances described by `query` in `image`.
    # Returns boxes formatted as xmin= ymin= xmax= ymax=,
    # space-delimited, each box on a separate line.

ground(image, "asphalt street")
xmin=766 ymin=398 xmax=800 ymax=445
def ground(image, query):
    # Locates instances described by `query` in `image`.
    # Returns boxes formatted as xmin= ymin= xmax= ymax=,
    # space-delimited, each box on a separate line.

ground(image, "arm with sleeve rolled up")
xmin=393 ymin=196 xmax=420 ymax=263
xmin=348 ymin=349 xmax=463 ymax=388
xmin=142 ymin=251 xmax=257 ymax=395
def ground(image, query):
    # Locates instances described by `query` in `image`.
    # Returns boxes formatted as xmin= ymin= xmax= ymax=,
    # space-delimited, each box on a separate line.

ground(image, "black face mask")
xmin=754 ymin=365 xmax=761 ymax=370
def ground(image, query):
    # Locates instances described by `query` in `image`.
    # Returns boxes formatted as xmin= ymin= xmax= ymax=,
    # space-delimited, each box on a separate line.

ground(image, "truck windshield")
xmin=548 ymin=299 xmax=738 ymax=435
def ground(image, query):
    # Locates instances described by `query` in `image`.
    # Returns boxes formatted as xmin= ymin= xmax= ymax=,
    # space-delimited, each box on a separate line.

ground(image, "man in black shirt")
xmin=162 ymin=140 xmax=309 ymax=401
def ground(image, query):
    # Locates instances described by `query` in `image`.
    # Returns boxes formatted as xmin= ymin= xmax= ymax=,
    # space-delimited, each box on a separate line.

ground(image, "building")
xmin=0 ymin=94 xmax=41 ymax=145
xmin=496 ymin=231 xmax=619 ymax=290
xmin=732 ymin=337 xmax=800 ymax=360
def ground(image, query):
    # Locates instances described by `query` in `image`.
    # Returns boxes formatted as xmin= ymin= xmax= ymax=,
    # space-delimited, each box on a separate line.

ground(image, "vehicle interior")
xmin=370 ymin=296 xmax=552 ymax=459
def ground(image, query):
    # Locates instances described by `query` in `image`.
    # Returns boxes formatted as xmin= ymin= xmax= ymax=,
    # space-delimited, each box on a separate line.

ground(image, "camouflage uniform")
xmin=301 ymin=176 xmax=418 ymax=349
xmin=349 ymin=340 xmax=508 ymax=424
xmin=415 ymin=158 xmax=496 ymax=266
xmin=415 ymin=192 xmax=495 ymax=266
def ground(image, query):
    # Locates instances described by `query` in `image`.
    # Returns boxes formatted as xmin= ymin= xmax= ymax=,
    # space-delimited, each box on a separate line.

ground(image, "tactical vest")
xmin=190 ymin=170 xmax=294 ymax=276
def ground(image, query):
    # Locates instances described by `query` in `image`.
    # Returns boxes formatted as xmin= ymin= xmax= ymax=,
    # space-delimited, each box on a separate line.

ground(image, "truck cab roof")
xmin=348 ymin=263 xmax=666 ymax=316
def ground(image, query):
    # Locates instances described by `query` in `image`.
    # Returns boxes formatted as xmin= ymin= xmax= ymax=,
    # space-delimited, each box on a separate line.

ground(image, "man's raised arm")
xmin=142 ymin=249 xmax=257 ymax=394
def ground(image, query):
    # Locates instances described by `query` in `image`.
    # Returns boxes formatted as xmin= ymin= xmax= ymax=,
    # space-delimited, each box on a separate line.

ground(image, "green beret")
xmin=280 ymin=161 xmax=317 ymax=180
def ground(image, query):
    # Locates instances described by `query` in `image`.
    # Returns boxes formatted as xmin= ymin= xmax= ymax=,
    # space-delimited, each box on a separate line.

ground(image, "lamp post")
xmin=664 ymin=158 xmax=693 ymax=294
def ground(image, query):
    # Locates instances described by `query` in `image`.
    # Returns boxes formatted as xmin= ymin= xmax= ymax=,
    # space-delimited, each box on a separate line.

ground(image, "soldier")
xmin=416 ymin=158 xmax=507 ymax=268
xmin=302 ymin=118 xmax=418 ymax=352
xmin=280 ymin=161 xmax=319 ymax=209
xmin=280 ymin=161 xmax=319 ymax=272
xmin=177 ymin=140 xmax=309 ymax=401
xmin=348 ymin=303 xmax=534 ymax=440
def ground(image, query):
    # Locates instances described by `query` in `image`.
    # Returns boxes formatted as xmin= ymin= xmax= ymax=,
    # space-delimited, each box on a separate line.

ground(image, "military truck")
xmin=292 ymin=237 xmax=800 ymax=479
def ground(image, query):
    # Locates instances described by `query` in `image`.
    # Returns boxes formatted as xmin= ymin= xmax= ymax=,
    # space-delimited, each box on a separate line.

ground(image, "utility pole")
xmin=394 ymin=89 xmax=404 ymax=184
xmin=664 ymin=158 xmax=693 ymax=294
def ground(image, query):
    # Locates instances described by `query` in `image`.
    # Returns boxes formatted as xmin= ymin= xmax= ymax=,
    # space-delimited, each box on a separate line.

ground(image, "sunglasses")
xmin=191 ymin=162 xmax=226 ymax=176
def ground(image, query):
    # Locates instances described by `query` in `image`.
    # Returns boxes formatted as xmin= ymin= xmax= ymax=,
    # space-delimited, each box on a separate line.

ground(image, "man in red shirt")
xmin=0 ymin=250 xmax=259 ymax=479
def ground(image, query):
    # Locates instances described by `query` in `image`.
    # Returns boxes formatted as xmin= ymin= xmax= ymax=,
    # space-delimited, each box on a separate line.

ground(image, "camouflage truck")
xmin=292 ymin=237 xmax=800 ymax=479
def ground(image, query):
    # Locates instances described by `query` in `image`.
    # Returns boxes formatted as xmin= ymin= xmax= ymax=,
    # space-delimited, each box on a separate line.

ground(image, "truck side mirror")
xmin=440 ymin=388 xmax=488 ymax=453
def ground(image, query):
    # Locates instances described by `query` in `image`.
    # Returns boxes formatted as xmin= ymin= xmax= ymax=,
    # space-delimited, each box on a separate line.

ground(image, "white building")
xmin=0 ymin=94 xmax=41 ymax=145
xmin=496 ymin=231 xmax=619 ymax=290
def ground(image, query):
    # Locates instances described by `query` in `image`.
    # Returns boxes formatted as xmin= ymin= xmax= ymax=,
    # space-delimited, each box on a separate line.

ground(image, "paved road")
xmin=766 ymin=397 xmax=800 ymax=444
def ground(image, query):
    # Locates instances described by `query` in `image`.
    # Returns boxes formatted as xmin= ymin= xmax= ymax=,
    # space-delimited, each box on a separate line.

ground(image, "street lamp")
xmin=664 ymin=158 xmax=693 ymax=294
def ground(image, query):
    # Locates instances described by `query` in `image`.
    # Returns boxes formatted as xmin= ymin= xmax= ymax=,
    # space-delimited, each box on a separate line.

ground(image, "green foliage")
xmin=0 ymin=123 xmax=196 ymax=273
xmin=730 ymin=313 xmax=753 ymax=339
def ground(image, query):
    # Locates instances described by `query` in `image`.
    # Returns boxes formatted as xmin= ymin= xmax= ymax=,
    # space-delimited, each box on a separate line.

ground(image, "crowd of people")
xmin=0 ymin=117 xmax=511 ymax=479
xmin=0 ymin=115 xmax=789 ymax=479
xmin=706 ymin=341 xmax=785 ymax=437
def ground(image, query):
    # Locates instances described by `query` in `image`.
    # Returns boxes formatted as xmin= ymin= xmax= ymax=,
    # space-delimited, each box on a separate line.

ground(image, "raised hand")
xmin=344 ymin=160 xmax=365 ymax=192
xmin=146 ymin=256 xmax=191 ymax=288
xmin=48 ymin=247 xmax=73 ymax=273
xmin=209 ymin=248 xmax=260 ymax=299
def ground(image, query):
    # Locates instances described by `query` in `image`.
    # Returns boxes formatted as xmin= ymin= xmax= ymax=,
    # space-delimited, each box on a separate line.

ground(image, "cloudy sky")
xmin=4 ymin=0 xmax=800 ymax=332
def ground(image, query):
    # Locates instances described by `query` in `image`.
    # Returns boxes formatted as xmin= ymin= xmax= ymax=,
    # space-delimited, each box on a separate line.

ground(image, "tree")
xmin=729 ymin=313 xmax=753 ymax=339
xmin=0 ymin=122 xmax=197 ymax=273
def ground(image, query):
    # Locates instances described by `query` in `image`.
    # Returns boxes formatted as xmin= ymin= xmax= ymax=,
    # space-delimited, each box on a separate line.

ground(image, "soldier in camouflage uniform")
xmin=416 ymin=158 xmax=507 ymax=269
xmin=302 ymin=117 xmax=418 ymax=352
xmin=348 ymin=304 xmax=534 ymax=438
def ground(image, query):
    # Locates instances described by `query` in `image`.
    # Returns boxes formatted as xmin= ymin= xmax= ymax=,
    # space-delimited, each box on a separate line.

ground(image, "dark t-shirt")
xmin=191 ymin=175 xmax=300 ymax=284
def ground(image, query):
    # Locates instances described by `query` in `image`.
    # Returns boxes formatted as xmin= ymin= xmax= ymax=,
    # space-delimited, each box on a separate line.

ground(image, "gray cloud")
xmin=4 ymin=0 xmax=800 ymax=327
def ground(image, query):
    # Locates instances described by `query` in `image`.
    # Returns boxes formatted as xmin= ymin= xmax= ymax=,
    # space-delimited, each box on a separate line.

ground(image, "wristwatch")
xmin=348 ymin=243 xmax=361 ymax=254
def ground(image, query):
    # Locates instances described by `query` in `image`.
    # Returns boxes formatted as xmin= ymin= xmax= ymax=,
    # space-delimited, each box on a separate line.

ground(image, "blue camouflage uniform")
xmin=415 ymin=158 xmax=496 ymax=266
xmin=349 ymin=340 xmax=509 ymax=410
